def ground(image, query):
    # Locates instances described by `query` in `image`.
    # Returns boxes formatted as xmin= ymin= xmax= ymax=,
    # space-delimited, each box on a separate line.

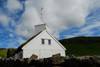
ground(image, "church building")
xmin=12 ymin=23 xmax=66 ymax=59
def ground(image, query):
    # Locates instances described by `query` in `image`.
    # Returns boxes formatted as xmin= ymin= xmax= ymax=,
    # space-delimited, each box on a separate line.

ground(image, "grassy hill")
xmin=59 ymin=36 xmax=100 ymax=56
xmin=0 ymin=48 xmax=8 ymax=58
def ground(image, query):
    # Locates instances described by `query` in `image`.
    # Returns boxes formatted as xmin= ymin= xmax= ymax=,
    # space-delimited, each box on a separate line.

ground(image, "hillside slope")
xmin=0 ymin=48 xmax=8 ymax=58
xmin=59 ymin=36 xmax=100 ymax=56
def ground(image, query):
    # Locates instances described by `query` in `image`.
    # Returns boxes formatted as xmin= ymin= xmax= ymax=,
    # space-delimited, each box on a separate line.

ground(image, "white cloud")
xmin=78 ymin=22 xmax=100 ymax=36
xmin=9 ymin=34 xmax=14 ymax=37
xmin=15 ymin=0 xmax=42 ymax=39
xmin=81 ymin=22 xmax=100 ymax=32
xmin=0 ymin=0 xmax=22 ymax=27
xmin=65 ymin=35 xmax=76 ymax=38
xmin=6 ymin=0 xmax=23 ymax=13
xmin=0 ymin=14 xmax=10 ymax=26
xmin=0 ymin=0 xmax=100 ymax=47
xmin=0 ymin=0 xmax=99 ymax=39
xmin=65 ymin=21 xmax=100 ymax=38
xmin=13 ymin=0 xmax=100 ymax=39
xmin=7 ymin=41 xmax=18 ymax=48
xmin=4 ymin=37 xmax=26 ymax=48
xmin=17 ymin=37 xmax=26 ymax=44
xmin=10 ymin=20 xmax=16 ymax=26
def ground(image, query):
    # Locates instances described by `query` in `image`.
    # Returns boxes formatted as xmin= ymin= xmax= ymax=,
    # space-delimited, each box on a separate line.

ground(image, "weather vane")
xmin=41 ymin=8 xmax=44 ymax=20
xmin=41 ymin=8 xmax=43 ymax=16
xmin=40 ymin=8 xmax=45 ymax=24
xmin=40 ymin=8 xmax=49 ymax=28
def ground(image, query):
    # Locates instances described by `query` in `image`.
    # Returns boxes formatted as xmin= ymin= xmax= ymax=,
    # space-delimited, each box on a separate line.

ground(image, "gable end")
xmin=12 ymin=31 xmax=42 ymax=56
xmin=46 ymin=30 xmax=66 ymax=50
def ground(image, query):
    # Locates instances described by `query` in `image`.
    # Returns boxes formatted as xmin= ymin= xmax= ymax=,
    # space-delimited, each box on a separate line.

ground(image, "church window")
xmin=42 ymin=39 xmax=45 ymax=44
xmin=48 ymin=39 xmax=51 ymax=45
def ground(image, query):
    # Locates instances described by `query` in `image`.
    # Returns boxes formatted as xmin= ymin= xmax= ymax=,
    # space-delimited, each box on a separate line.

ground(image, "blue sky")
xmin=0 ymin=0 xmax=100 ymax=48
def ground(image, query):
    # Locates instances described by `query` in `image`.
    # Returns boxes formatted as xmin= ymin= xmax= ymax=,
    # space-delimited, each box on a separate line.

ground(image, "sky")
xmin=0 ymin=0 xmax=100 ymax=48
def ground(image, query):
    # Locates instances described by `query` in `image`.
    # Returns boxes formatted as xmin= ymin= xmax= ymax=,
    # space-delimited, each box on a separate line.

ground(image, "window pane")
xmin=42 ymin=39 xmax=45 ymax=44
xmin=48 ymin=39 xmax=51 ymax=45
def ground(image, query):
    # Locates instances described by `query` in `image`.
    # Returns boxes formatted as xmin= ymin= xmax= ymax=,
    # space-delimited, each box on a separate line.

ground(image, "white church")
xmin=12 ymin=22 xmax=66 ymax=59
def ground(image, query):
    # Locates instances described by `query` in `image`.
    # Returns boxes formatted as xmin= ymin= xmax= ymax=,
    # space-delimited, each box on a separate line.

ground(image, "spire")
xmin=41 ymin=8 xmax=43 ymax=17
xmin=41 ymin=8 xmax=45 ymax=24
xmin=35 ymin=8 xmax=50 ymax=34
xmin=40 ymin=8 xmax=49 ymax=28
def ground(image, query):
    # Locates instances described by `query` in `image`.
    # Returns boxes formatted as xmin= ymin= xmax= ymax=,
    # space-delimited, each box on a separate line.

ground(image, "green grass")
xmin=63 ymin=44 xmax=100 ymax=56
xmin=60 ymin=37 xmax=100 ymax=56
xmin=0 ymin=49 xmax=8 ymax=58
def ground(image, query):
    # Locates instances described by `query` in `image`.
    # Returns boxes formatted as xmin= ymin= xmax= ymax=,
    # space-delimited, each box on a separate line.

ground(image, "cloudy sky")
xmin=0 ymin=0 xmax=100 ymax=48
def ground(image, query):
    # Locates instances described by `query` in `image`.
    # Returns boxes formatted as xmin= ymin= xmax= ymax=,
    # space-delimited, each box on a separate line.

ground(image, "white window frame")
xmin=41 ymin=38 xmax=51 ymax=45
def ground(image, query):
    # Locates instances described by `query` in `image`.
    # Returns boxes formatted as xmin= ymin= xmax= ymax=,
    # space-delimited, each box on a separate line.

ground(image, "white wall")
xmin=40 ymin=50 xmax=65 ymax=58
xmin=23 ymin=49 xmax=65 ymax=58
xmin=23 ymin=30 xmax=66 ymax=58
xmin=14 ymin=50 xmax=23 ymax=59
xmin=23 ymin=49 xmax=39 ymax=58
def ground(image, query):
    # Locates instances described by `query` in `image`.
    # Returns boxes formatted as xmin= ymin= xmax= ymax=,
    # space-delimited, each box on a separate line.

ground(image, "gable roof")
xmin=12 ymin=31 xmax=42 ymax=56
xmin=13 ymin=29 xmax=66 ymax=56
xmin=22 ymin=29 xmax=66 ymax=50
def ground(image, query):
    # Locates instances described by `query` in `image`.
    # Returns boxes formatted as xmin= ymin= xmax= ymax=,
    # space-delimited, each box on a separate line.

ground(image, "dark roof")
xmin=12 ymin=31 xmax=42 ymax=56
